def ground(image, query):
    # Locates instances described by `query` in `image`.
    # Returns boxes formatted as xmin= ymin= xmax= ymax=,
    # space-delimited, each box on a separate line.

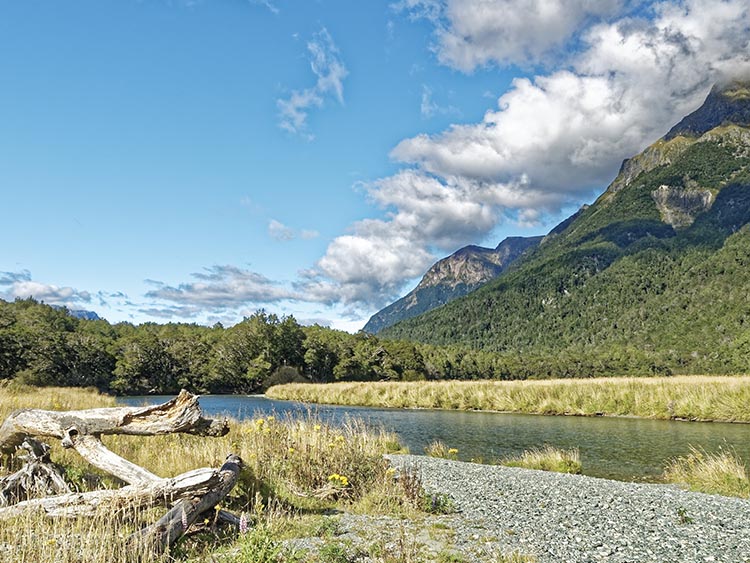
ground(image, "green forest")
xmin=0 ymin=297 xmax=718 ymax=396
xmin=381 ymin=127 xmax=750 ymax=375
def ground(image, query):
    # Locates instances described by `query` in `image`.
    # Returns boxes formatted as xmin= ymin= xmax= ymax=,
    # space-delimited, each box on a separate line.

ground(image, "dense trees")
xmin=1 ymin=287 xmax=748 ymax=397
xmin=0 ymin=299 xmax=468 ymax=394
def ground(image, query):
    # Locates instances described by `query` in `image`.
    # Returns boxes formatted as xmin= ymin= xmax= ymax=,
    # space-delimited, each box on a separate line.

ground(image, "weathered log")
xmin=0 ymin=390 xmax=242 ymax=554
xmin=0 ymin=465 xmax=227 ymax=519
xmin=66 ymin=433 xmax=160 ymax=485
xmin=0 ymin=389 xmax=228 ymax=455
xmin=0 ymin=438 xmax=71 ymax=506
xmin=135 ymin=454 xmax=242 ymax=552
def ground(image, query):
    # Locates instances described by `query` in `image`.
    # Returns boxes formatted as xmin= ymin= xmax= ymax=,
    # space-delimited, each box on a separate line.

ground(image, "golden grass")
xmin=0 ymin=383 xmax=116 ymax=419
xmin=0 ymin=387 xmax=412 ymax=562
xmin=501 ymin=445 xmax=582 ymax=474
xmin=424 ymin=441 xmax=459 ymax=460
xmin=267 ymin=376 xmax=750 ymax=422
xmin=663 ymin=447 xmax=750 ymax=498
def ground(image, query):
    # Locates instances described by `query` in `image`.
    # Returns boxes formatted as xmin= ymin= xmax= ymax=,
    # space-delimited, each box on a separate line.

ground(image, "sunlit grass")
xmin=501 ymin=445 xmax=582 ymax=474
xmin=664 ymin=446 xmax=750 ymax=498
xmin=424 ymin=440 xmax=459 ymax=460
xmin=267 ymin=376 xmax=750 ymax=422
xmin=0 ymin=386 xmax=415 ymax=562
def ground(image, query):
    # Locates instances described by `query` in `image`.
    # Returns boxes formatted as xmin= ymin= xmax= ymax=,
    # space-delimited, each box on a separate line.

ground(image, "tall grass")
xmin=663 ymin=447 xmax=750 ymax=498
xmin=267 ymin=376 xmax=750 ymax=422
xmin=0 ymin=387 xmax=412 ymax=562
xmin=501 ymin=446 xmax=582 ymax=474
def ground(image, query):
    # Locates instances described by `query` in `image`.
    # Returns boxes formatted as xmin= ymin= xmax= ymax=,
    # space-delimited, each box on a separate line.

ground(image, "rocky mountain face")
xmin=381 ymin=80 xmax=750 ymax=374
xmin=363 ymin=236 xmax=542 ymax=333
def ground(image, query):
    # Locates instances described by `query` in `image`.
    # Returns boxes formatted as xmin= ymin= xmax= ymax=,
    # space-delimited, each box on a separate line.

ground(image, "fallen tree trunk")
xmin=0 ymin=464 xmax=230 ymax=519
xmin=135 ymin=454 xmax=243 ymax=552
xmin=0 ymin=389 xmax=228 ymax=455
xmin=0 ymin=391 xmax=242 ymax=553
xmin=0 ymin=438 xmax=70 ymax=506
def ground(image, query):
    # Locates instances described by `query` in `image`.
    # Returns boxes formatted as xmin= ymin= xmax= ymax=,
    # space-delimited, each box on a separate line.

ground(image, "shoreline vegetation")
xmin=0 ymin=385 xmax=420 ymax=562
xmin=266 ymin=375 xmax=750 ymax=423
xmin=2 ymin=386 xmax=749 ymax=563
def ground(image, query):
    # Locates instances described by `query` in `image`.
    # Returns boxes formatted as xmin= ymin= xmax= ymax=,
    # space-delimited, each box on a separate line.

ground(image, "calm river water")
xmin=119 ymin=394 xmax=750 ymax=483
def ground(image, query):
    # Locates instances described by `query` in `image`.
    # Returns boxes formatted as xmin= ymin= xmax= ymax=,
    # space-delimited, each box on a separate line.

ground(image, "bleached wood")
xmin=0 ymin=466 xmax=221 ymax=519
xmin=0 ymin=390 xmax=228 ymax=455
xmin=135 ymin=454 xmax=242 ymax=552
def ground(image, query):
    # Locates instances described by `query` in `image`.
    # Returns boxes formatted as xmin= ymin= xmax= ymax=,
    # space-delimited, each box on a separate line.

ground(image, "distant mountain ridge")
xmin=363 ymin=235 xmax=542 ymax=333
xmin=51 ymin=305 xmax=102 ymax=321
xmin=380 ymin=80 xmax=750 ymax=375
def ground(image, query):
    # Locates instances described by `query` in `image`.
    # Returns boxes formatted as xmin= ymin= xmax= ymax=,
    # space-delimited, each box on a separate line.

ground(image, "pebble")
xmin=385 ymin=454 xmax=750 ymax=563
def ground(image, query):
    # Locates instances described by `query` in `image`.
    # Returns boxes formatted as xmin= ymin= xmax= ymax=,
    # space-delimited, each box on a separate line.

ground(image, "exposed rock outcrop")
xmin=363 ymin=236 xmax=542 ymax=333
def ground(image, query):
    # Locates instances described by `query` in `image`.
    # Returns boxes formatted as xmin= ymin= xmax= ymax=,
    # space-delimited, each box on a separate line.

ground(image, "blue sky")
xmin=1 ymin=0 xmax=749 ymax=331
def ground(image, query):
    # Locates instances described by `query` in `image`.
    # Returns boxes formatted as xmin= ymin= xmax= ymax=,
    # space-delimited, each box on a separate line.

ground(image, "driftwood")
xmin=0 ymin=438 xmax=71 ymax=506
xmin=0 ymin=389 xmax=228 ymax=455
xmin=0 ymin=390 xmax=241 ymax=553
xmin=136 ymin=454 xmax=242 ymax=552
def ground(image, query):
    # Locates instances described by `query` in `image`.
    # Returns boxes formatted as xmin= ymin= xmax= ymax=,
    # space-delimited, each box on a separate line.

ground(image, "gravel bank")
xmin=386 ymin=454 xmax=750 ymax=563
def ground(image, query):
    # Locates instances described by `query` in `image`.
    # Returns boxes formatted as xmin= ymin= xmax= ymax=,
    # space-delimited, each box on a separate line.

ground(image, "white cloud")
xmin=278 ymin=27 xmax=348 ymax=138
xmin=299 ymin=169 xmax=543 ymax=306
xmin=420 ymin=85 xmax=460 ymax=118
xmin=310 ymin=0 xmax=750 ymax=311
xmin=268 ymin=219 xmax=320 ymax=242
xmin=249 ymin=0 xmax=279 ymax=14
xmin=394 ymin=0 xmax=750 ymax=201
xmin=300 ymin=229 xmax=320 ymax=240
xmin=145 ymin=265 xmax=301 ymax=309
xmin=2 ymin=275 xmax=92 ymax=306
xmin=268 ymin=219 xmax=295 ymax=241
xmin=396 ymin=0 xmax=629 ymax=71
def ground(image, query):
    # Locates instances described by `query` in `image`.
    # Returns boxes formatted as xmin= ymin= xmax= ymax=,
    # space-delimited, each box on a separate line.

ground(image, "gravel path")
xmin=385 ymin=455 xmax=750 ymax=563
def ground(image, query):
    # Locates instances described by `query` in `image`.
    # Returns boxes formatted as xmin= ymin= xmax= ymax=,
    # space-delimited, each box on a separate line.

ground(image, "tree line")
xmin=0 ymin=298 xmax=558 ymax=395
xmin=3 ymin=296 xmax=738 ymax=397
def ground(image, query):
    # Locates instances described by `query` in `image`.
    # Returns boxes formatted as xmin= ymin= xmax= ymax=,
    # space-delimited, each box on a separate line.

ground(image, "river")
xmin=118 ymin=394 xmax=750 ymax=482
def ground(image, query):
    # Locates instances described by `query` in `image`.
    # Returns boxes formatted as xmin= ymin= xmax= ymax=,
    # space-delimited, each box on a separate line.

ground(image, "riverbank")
xmin=266 ymin=375 xmax=750 ymax=422
xmin=379 ymin=455 xmax=750 ymax=562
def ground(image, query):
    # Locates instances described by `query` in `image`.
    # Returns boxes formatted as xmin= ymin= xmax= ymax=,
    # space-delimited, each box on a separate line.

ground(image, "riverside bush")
xmin=663 ymin=446 xmax=750 ymax=498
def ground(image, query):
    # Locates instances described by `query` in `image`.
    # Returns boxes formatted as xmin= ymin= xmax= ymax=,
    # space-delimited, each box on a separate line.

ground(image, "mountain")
xmin=381 ymin=80 xmax=750 ymax=374
xmin=69 ymin=309 xmax=102 ymax=321
xmin=363 ymin=236 xmax=542 ymax=333
xmin=51 ymin=305 xmax=102 ymax=321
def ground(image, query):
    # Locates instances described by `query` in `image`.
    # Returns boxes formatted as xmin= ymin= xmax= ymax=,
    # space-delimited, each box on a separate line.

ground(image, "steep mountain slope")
xmin=363 ymin=236 xmax=542 ymax=333
xmin=382 ymin=80 xmax=750 ymax=373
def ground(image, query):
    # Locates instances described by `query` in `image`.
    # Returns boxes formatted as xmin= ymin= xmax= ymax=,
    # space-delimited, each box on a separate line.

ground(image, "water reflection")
xmin=119 ymin=395 xmax=750 ymax=482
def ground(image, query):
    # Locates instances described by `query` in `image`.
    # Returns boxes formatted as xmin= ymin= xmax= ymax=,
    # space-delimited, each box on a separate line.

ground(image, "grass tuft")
xmin=663 ymin=446 xmax=750 ymax=498
xmin=501 ymin=445 xmax=582 ymax=474
xmin=424 ymin=441 xmax=459 ymax=460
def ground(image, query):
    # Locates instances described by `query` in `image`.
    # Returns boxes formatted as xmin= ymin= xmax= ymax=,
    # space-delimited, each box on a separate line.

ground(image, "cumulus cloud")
xmin=299 ymin=170 xmax=544 ymax=305
xmin=145 ymin=265 xmax=301 ymax=310
xmin=278 ymin=27 xmax=348 ymax=138
xmin=0 ymin=271 xmax=92 ymax=306
xmin=395 ymin=0 xmax=629 ymax=71
xmin=395 ymin=0 xmax=750 ymax=200
xmin=310 ymin=0 xmax=750 ymax=310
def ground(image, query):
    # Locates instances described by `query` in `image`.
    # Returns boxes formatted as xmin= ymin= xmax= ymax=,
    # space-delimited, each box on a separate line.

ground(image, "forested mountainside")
xmin=382 ymin=81 xmax=750 ymax=375
xmin=364 ymin=236 xmax=541 ymax=333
